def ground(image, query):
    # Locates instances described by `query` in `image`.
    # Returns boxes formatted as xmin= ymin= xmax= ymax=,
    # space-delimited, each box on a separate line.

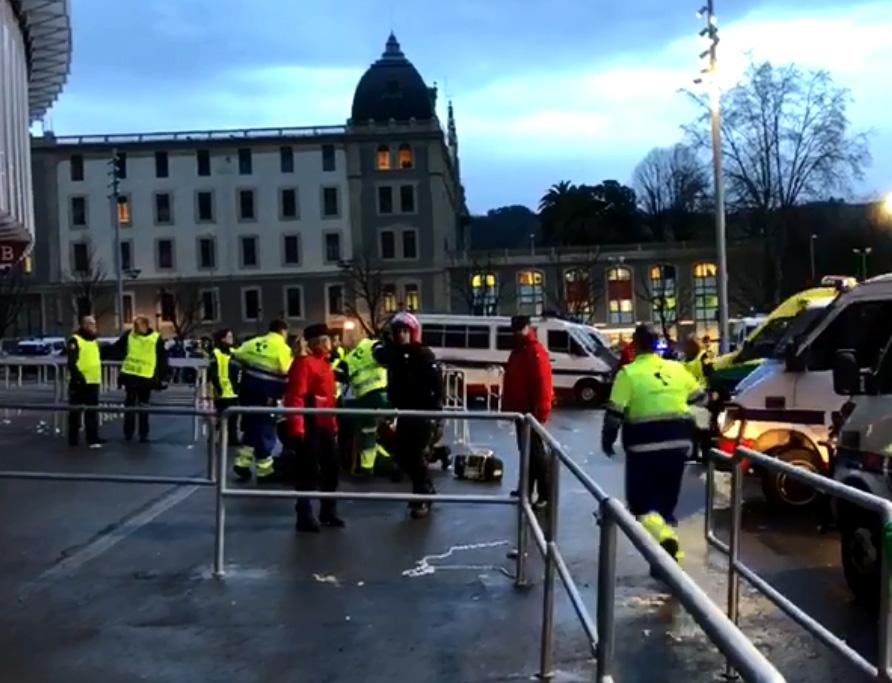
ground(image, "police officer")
xmin=210 ymin=328 xmax=240 ymax=447
xmin=114 ymin=316 xmax=168 ymax=443
xmin=232 ymin=320 xmax=293 ymax=482
xmin=67 ymin=315 xmax=104 ymax=447
xmin=601 ymin=323 xmax=705 ymax=562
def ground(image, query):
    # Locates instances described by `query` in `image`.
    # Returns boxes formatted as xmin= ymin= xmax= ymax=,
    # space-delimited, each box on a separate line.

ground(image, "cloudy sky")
xmin=44 ymin=0 xmax=892 ymax=213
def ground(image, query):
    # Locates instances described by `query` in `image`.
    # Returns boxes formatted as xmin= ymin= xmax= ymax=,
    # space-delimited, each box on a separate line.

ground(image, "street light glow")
xmin=883 ymin=191 xmax=892 ymax=217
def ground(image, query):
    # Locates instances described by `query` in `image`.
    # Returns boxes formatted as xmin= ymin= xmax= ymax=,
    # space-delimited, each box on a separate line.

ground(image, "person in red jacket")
xmin=501 ymin=315 xmax=554 ymax=507
xmin=283 ymin=323 xmax=345 ymax=533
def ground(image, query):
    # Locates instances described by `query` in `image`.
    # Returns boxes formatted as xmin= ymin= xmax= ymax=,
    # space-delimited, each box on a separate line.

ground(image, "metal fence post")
xmin=725 ymin=450 xmax=744 ymax=680
xmin=539 ymin=441 xmax=561 ymax=680
xmin=516 ymin=418 xmax=531 ymax=588
xmin=705 ymin=449 xmax=715 ymax=541
xmin=213 ymin=420 xmax=229 ymax=578
xmin=206 ymin=414 xmax=218 ymax=482
xmin=596 ymin=499 xmax=617 ymax=683
xmin=879 ymin=507 xmax=892 ymax=681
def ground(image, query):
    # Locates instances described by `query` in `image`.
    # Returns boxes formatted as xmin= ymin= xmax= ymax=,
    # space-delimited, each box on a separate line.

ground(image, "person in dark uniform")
xmin=67 ymin=315 xmax=104 ymax=447
xmin=112 ymin=316 xmax=168 ymax=442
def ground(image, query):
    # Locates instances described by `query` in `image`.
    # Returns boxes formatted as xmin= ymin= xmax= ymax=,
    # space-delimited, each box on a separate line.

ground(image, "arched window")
xmin=564 ymin=268 xmax=592 ymax=320
xmin=471 ymin=272 xmax=498 ymax=316
xmin=693 ymin=262 xmax=718 ymax=337
xmin=650 ymin=264 xmax=677 ymax=325
xmin=376 ymin=145 xmax=391 ymax=171
xmin=607 ymin=266 xmax=633 ymax=324
xmin=517 ymin=270 xmax=544 ymax=316
xmin=398 ymin=144 xmax=413 ymax=169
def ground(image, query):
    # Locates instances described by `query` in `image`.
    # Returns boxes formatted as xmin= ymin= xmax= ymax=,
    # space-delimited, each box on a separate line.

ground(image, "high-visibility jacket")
xmin=683 ymin=350 xmax=711 ymax=387
xmin=233 ymin=332 xmax=293 ymax=400
xmin=72 ymin=334 xmax=101 ymax=385
xmin=212 ymin=348 xmax=237 ymax=399
xmin=122 ymin=331 xmax=161 ymax=379
xmin=331 ymin=346 xmax=347 ymax=399
xmin=345 ymin=338 xmax=387 ymax=398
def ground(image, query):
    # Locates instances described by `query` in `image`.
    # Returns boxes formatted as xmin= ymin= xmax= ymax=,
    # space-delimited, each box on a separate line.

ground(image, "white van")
xmin=717 ymin=275 xmax=892 ymax=507
xmin=416 ymin=314 xmax=618 ymax=405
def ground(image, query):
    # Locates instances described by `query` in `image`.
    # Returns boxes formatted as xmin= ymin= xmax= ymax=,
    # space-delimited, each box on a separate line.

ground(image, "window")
xmin=155 ymin=192 xmax=172 ymax=224
xmin=242 ymin=288 xmax=262 ymax=321
xmin=376 ymin=145 xmax=391 ymax=170
xmin=546 ymin=330 xmax=584 ymax=356
xmin=122 ymin=293 xmax=134 ymax=325
xmin=75 ymin=296 xmax=92 ymax=317
xmin=400 ymin=185 xmax=415 ymax=213
xmin=280 ymin=146 xmax=294 ymax=173
xmin=197 ymin=149 xmax=211 ymax=176
xmin=238 ymin=189 xmax=256 ymax=220
xmin=72 ymin=243 xmax=89 ymax=273
xmin=327 ymin=285 xmax=344 ymax=316
xmin=404 ymin=284 xmax=420 ymax=312
xmin=240 ymin=236 xmax=258 ymax=268
xmin=607 ymin=266 xmax=634 ymax=324
xmin=157 ymin=239 xmax=174 ymax=270
xmin=284 ymin=286 xmax=304 ymax=319
xmin=120 ymin=240 xmax=133 ymax=272
xmin=322 ymin=187 xmax=339 ymax=217
xmin=564 ymin=268 xmax=592 ymax=319
xmin=380 ymin=230 xmax=396 ymax=259
xmin=471 ymin=272 xmax=498 ymax=316
xmin=517 ymin=270 xmax=545 ymax=316
xmin=114 ymin=152 xmax=127 ymax=179
xmin=196 ymin=191 xmax=214 ymax=222
xmin=807 ymin=301 xmax=892 ymax=372
xmin=238 ymin=148 xmax=252 ymax=175
xmin=398 ymin=144 xmax=413 ymax=169
xmin=422 ymin=324 xmax=489 ymax=349
xmin=650 ymin=264 xmax=677 ymax=325
xmin=496 ymin=326 xmax=516 ymax=351
xmin=70 ymin=155 xmax=84 ymax=181
xmin=116 ymin=195 xmax=131 ymax=226
xmin=280 ymin=188 xmax=298 ymax=220
xmin=71 ymin=196 xmax=87 ymax=227
xmin=283 ymin=235 xmax=300 ymax=265
xmin=378 ymin=186 xmax=393 ymax=214
xmin=402 ymin=230 xmax=418 ymax=259
xmin=155 ymin=151 xmax=169 ymax=178
xmin=693 ymin=262 xmax=718 ymax=335
xmin=324 ymin=232 xmax=341 ymax=263
xmin=160 ymin=291 xmax=176 ymax=322
xmin=198 ymin=237 xmax=216 ymax=270
xmin=383 ymin=284 xmax=398 ymax=313
xmin=200 ymin=290 xmax=219 ymax=323
xmin=322 ymin=144 xmax=336 ymax=172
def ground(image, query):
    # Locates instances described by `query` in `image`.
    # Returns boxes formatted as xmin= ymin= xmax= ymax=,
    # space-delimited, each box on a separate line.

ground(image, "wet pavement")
xmin=0 ymin=389 xmax=876 ymax=682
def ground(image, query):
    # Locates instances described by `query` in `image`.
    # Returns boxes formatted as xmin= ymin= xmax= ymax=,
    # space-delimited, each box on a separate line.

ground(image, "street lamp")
xmin=853 ymin=247 xmax=872 ymax=281
xmin=809 ymin=234 xmax=818 ymax=283
xmin=883 ymin=191 xmax=892 ymax=218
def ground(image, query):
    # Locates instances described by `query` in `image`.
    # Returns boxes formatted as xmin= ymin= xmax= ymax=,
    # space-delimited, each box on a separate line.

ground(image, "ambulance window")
xmin=548 ymin=330 xmax=570 ymax=353
xmin=807 ymin=301 xmax=892 ymax=371
xmin=877 ymin=342 xmax=892 ymax=394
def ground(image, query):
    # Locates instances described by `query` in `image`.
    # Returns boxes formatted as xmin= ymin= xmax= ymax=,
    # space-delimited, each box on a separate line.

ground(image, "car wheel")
xmin=840 ymin=509 xmax=881 ymax=604
xmin=574 ymin=380 xmax=605 ymax=407
xmin=760 ymin=447 xmax=823 ymax=508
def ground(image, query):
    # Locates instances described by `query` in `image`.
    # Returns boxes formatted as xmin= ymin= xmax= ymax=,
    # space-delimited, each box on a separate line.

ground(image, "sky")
xmin=41 ymin=0 xmax=892 ymax=214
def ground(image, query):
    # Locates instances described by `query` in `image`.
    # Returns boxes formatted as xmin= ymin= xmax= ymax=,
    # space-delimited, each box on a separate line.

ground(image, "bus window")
xmin=421 ymin=324 xmax=445 ymax=348
xmin=444 ymin=325 xmax=466 ymax=348
xmin=467 ymin=326 xmax=489 ymax=349
xmin=496 ymin=327 xmax=514 ymax=350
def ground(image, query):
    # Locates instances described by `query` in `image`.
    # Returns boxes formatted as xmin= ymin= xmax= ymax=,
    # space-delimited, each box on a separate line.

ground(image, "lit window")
xmin=404 ymin=284 xmax=420 ymax=312
xmin=383 ymin=284 xmax=398 ymax=313
xmin=693 ymin=262 xmax=719 ymax=336
xmin=376 ymin=145 xmax=391 ymax=170
xmin=398 ymin=144 xmax=413 ymax=169
xmin=607 ymin=266 xmax=633 ymax=324
xmin=517 ymin=270 xmax=544 ymax=316
xmin=117 ymin=196 xmax=131 ymax=225
xmin=564 ymin=268 xmax=592 ymax=320
xmin=650 ymin=264 xmax=677 ymax=325
xmin=471 ymin=272 xmax=498 ymax=316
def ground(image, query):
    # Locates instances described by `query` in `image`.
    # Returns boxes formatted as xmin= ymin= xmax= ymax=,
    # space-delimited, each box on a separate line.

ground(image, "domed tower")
xmin=344 ymin=34 xmax=465 ymax=316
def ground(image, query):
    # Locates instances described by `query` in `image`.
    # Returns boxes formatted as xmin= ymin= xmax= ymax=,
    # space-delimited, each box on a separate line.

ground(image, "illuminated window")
xmin=404 ymin=284 xmax=420 ymax=312
xmin=383 ymin=284 xmax=398 ymax=313
xmin=650 ymin=264 xmax=677 ymax=324
xmin=117 ymin=196 xmax=131 ymax=226
xmin=398 ymin=144 xmax=413 ymax=169
xmin=607 ymin=266 xmax=633 ymax=324
xmin=376 ymin=145 xmax=391 ymax=170
xmin=564 ymin=268 xmax=592 ymax=319
xmin=517 ymin=270 xmax=544 ymax=316
xmin=471 ymin=272 xmax=498 ymax=316
xmin=693 ymin=262 xmax=718 ymax=335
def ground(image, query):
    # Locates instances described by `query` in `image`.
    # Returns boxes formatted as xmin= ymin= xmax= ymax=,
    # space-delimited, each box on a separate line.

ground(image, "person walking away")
xmin=67 ymin=315 xmax=104 ymax=447
xmin=378 ymin=312 xmax=443 ymax=519
xmin=232 ymin=320 xmax=292 ymax=482
xmin=601 ymin=323 xmax=705 ymax=563
xmin=210 ymin=329 xmax=240 ymax=447
xmin=501 ymin=316 xmax=554 ymax=508
xmin=283 ymin=324 xmax=344 ymax=532
xmin=114 ymin=316 xmax=168 ymax=443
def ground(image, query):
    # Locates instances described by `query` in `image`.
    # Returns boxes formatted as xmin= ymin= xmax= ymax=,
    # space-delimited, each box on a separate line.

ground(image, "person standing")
xmin=210 ymin=329 xmax=240 ymax=446
xmin=67 ymin=315 xmax=104 ymax=447
xmin=283 ymin=324 xmax=344 ymax=532
xmin=338 ymin=337 xmax=390 ymax=476
xmin=378 ymin=312 xmax=443 ymax=519
xmin=232 ymin=320 xmax=292 ymax=482
xmin=683 ymin=333 xmax=714 ymax=463
xmin=601 ymin=323 xmax=705 ymax=562
xmin=114 ymin=316 xmax=168 ymax=443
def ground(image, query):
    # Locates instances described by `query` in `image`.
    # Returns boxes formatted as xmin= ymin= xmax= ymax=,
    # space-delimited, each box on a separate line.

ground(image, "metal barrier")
xmin=705 ymin=444 xmax=892 ymax=681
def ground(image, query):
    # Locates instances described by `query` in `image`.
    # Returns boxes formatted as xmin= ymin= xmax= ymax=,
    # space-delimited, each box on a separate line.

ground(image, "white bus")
xmin=416 ymin=314 xmax=618 ymax=406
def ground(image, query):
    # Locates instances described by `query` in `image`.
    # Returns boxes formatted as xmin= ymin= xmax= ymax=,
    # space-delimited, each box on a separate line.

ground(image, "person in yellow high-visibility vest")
xmin=66 ymin=315 xmax=104 ymax=447
xmin=113 ymin=316 xmax=168 ymax=443
xmin=210 ymin=328 xmax=240 ymax=447
xmin=601 ymin=323 xmax=706 ymax=563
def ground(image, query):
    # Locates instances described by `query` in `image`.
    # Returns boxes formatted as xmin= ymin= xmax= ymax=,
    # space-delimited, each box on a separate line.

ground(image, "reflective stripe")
xmin=626 ymin=439 xmax=694 ymax=453
xmin=244 ymin=367 xmax=287 ymax=384
xmin=687 ymin=389 xmax=707 ymax=405
xmin=625 ymin=413 xmax=691 ymax=425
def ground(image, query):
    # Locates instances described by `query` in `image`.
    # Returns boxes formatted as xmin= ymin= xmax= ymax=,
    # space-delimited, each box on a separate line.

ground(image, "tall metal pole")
xmin=809 ymin=235 xmax=817 ymax=284
xmin=110 ymin=148 xmax=124 ymax=332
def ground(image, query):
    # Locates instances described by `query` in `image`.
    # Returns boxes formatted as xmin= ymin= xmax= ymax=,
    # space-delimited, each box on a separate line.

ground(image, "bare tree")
xmin=635 ymin=271 xmax=691 ymax=342
xmin=0 ymin=264 xmax=27 ymax=339
xmin=543 ymin=249 xmax=603 ymax=324
xmin=158 ymin=279 xmax=205 ymax=342
xmin=67 ymin=245 xmax=114 ymax=325
xmin=632 ymin=144 xmax=709 ymax=241
xmin=339 ymin=255 xmax=389 ymax=336
xmin=452 ymin=257 xmax=504 ymax=315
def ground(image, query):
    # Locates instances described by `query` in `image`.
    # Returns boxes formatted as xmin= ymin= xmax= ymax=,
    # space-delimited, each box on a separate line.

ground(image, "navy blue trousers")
xmin=625 ymin=448 xmax=687 ymax=523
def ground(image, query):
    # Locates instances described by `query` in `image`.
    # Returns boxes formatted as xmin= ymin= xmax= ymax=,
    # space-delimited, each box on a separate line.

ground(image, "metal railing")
xmin=705 ymin=444 xmax=892 ymax=681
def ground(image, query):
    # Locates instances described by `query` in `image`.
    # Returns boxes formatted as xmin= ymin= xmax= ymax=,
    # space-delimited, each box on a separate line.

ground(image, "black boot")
xmin=295 ymin=500 xmax=320 ymax=533
xmin=319 ymin=500 xmax=345 ymax=529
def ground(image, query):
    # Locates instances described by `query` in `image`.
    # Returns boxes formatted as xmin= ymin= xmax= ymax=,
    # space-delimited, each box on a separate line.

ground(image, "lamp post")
xmin=109 ymin=148 xmax=125 ymax=332
xmin=809 ymin=234 xmax=818 ymax=284
xmin=853 ymin=248 xmax=872 ymax=281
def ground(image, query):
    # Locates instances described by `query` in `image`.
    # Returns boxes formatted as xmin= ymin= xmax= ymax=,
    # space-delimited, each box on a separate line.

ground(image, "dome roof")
xmin=351 ymin=34 xmax=434 ymax=124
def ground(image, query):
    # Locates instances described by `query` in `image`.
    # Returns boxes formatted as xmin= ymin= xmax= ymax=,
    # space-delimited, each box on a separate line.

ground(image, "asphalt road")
xmin=0 ymin=393 xmax=876 ymax=682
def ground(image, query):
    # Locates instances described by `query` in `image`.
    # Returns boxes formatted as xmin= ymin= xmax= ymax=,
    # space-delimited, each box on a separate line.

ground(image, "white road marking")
xmin=402 ymin=540 xmax=512 ymax=578
xmin=313 ymin=573 xmax=340 ymax=586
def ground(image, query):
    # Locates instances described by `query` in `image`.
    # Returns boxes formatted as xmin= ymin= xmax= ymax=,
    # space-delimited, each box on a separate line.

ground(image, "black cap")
xmin=510 ymin=315 xmax=531 ymax=331
xmin=304 ymin=323 xmax=331 ymax=340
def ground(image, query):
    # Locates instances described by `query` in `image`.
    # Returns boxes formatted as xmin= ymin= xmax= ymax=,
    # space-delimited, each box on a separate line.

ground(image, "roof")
xmin=16 ymin=0 xmax=72 ymax=120
xmin=350 ymin=34 xmax=434 ymax=124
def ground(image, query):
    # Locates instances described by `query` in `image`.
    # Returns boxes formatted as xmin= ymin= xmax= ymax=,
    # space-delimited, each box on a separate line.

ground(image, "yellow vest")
xmin=684 ymin=350 xmax=709 ymax=387
xmin=233 ymin=332 xmax=292 ymax=377
xmin=73 ymin=334 xmax=101 ymax=385
xmin=213 ymin=348 xmax=237 ymax=399
xmin=122 ymin=331 xmax=160 ymax=379
xmin=608 ymin=353 xmax=700 ymax=422
xmin=346 ymin=339 xmax=387 ymax=398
